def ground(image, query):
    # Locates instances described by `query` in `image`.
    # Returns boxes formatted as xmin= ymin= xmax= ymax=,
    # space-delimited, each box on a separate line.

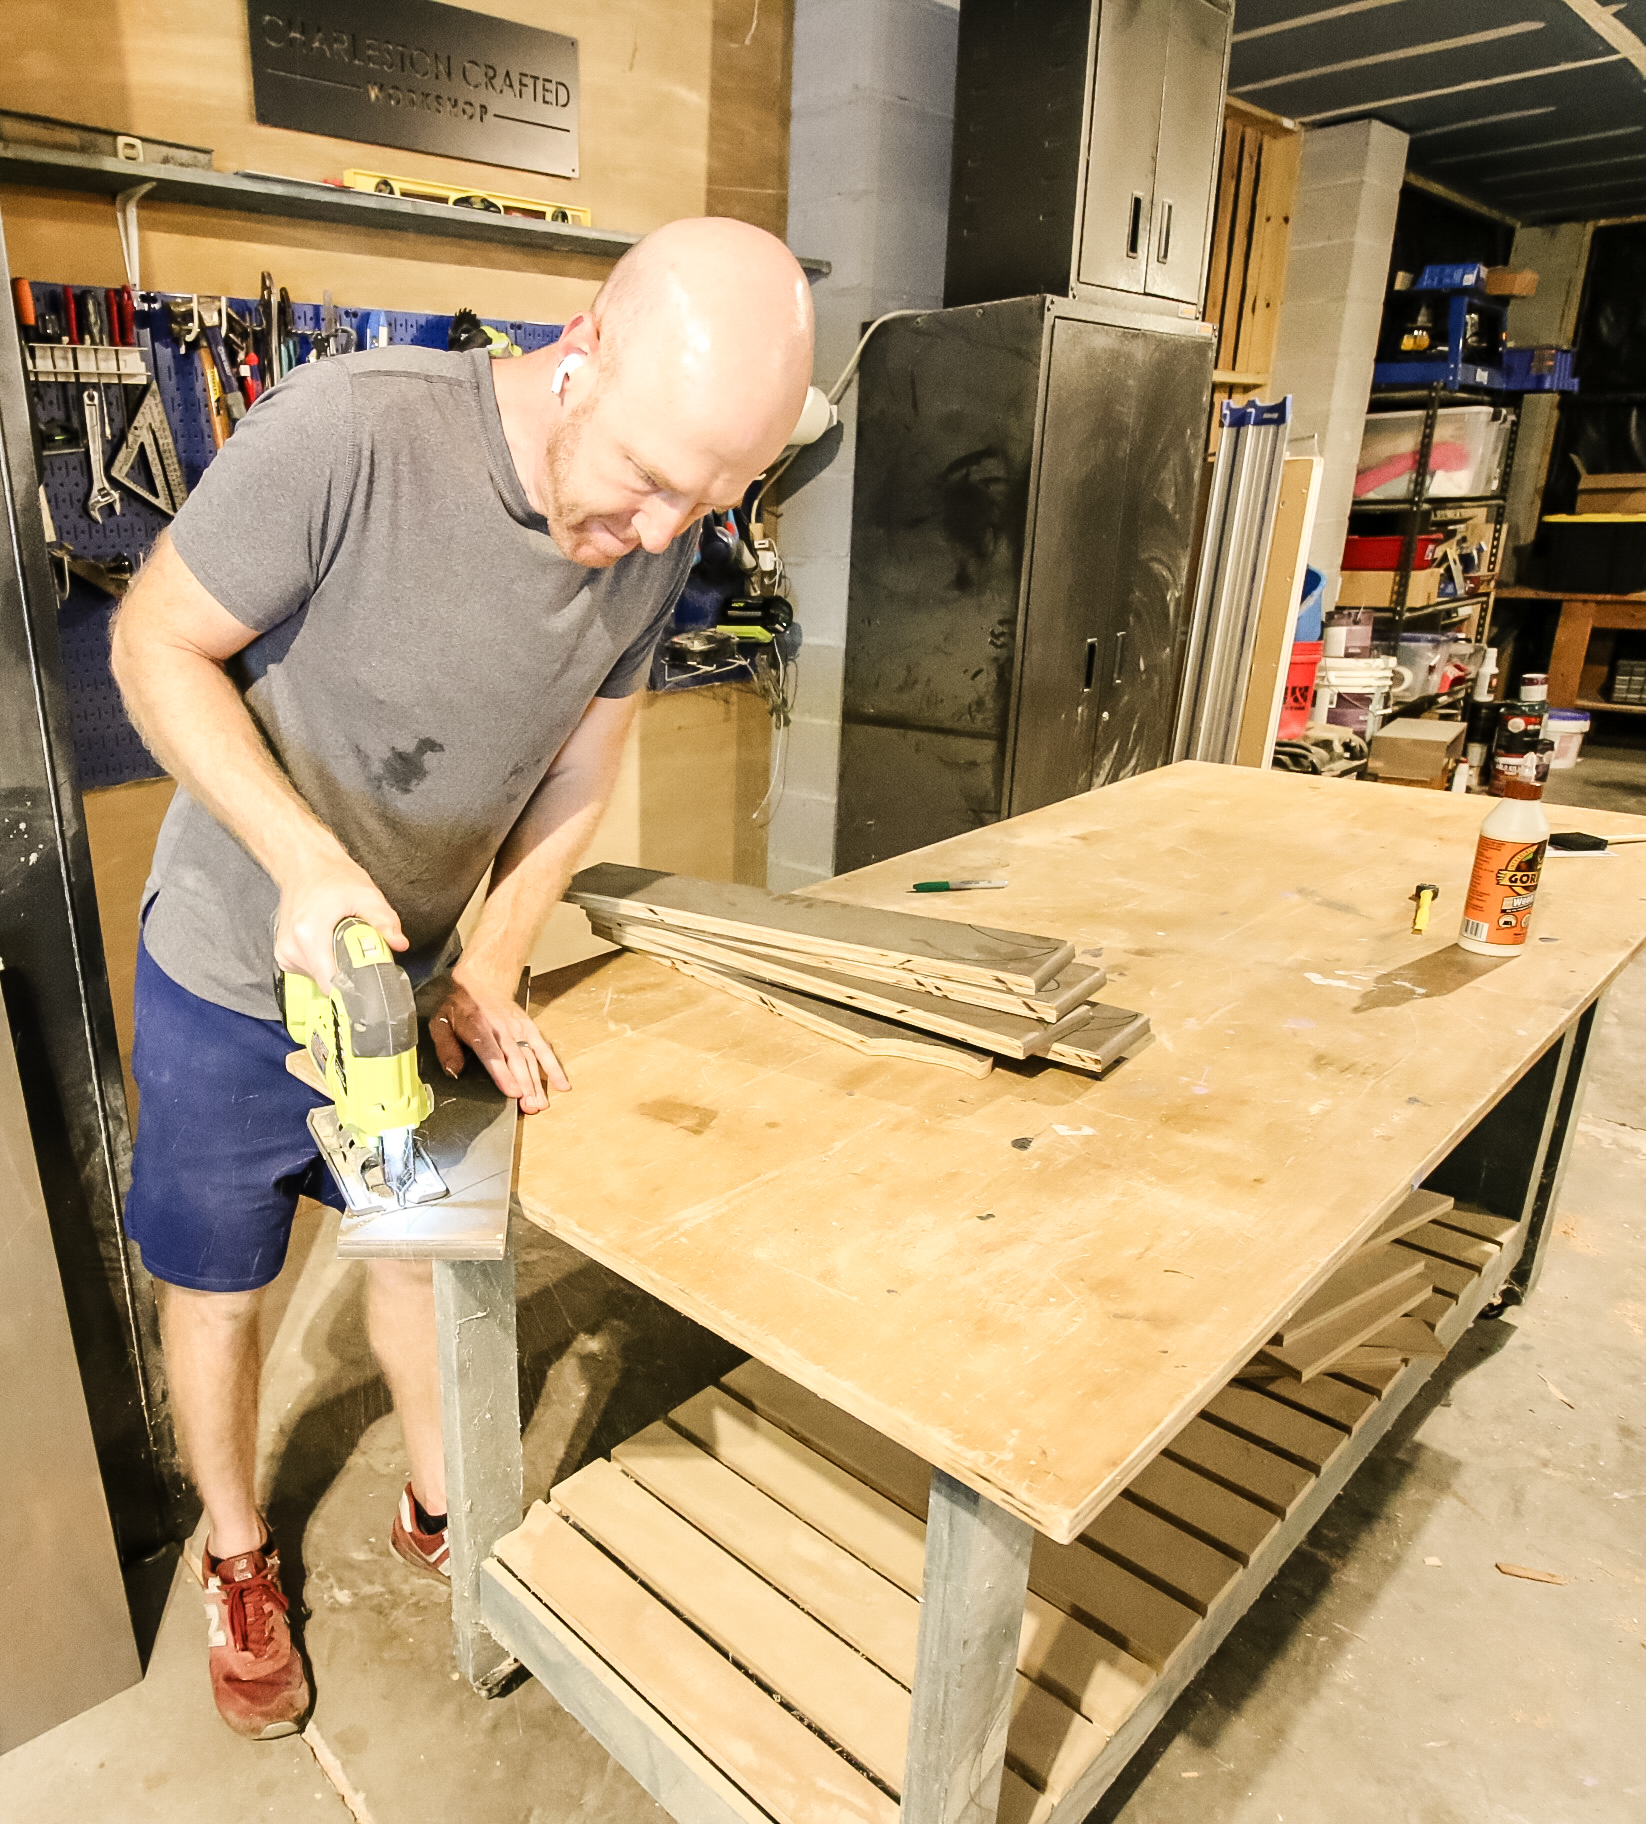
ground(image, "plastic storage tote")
xmin=1354 ymin=405 xmax=1511 ymax=502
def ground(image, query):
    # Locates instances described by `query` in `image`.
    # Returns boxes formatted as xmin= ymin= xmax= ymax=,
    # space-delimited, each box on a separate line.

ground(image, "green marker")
xmin=910 ymin=878 xmax=1009 ymax=893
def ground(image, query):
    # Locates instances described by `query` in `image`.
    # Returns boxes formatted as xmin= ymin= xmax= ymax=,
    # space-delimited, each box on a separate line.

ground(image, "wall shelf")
xmin=0 ymin=145 xmax=832 ymax=276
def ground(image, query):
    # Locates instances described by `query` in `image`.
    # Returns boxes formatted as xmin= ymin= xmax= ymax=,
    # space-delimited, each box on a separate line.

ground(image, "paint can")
xmin=1457 ymin=785 xmax=1549 ymax=956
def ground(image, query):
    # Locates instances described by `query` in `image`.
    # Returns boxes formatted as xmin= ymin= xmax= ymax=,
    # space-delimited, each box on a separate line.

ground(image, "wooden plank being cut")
xmin=599 ymin=918 xmax=1091 ymax=1060
xmin=637 ymin=950 xmax=994 ymax=1078
xmin=1123 ymin=1455 xmax=1279 ymax=1566
xmin=493 ymin=1503 xmax=897 ymax=1824
xmin=1274 ymin=1245 xmax=1430 ymax=1349
xmin=568 ymin=862 xmax=1075 ymax=992
xmin=612 ymin=918 xmax=1108 ymax=1022
xmin=1368 ymin=1187 xmax=1456 ymax=1243
xmin=723 ymin=1363 xmax=1199 ymax=1674
xmin=1163 ymin=1417 xmax=1315 ymax=1518
xmin=670 ymin=1388 xmax=1155 ymax=1741
xmin=1202 ymin=1385 xmax=1348 ymax=1473
xmin=1258 ymin=1273 xmax=1432 ymax=1381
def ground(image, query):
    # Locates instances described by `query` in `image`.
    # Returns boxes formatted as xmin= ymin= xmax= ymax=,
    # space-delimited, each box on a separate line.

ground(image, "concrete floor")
xmin=4 ymin=760 xmax=1644 ymax=1824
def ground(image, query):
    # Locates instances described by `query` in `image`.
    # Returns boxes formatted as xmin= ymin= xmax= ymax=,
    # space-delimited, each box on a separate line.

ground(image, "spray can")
xmin=1487 ymin=672 xmax=1549 ymax=797
xmin=1457 ymin=783 xmax=1549 ymax=956
xmin=1463 ymin=647 xmax=1499 ymax=791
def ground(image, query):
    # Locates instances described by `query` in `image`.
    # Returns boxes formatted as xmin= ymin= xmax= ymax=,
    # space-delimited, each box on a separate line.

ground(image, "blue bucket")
xmin=1294 ymin=565 xmax=1325 ymax=643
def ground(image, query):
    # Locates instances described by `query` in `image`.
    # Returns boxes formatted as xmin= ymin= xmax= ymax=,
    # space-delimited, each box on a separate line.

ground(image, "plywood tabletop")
xmin=517 ymin=764 xmax=1646 ymax=1542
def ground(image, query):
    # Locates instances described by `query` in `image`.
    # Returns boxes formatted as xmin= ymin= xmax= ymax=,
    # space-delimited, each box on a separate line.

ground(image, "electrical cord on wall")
xmin=746 ymin=307 xmax=928 ymax=826
xmin=748 ymin=307 xmax=930 ymax=523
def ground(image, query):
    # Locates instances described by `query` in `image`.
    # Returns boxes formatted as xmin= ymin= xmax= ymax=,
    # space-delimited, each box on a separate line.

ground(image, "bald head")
xmin=497 ymin=216 xmax=817 ymax=568
xmin=591 ymin=217 xmax=815 ymax=476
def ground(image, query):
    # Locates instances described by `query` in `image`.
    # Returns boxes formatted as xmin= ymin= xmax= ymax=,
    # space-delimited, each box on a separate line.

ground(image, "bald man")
xmin=110 ymin=218 xmax=813 ymax=1740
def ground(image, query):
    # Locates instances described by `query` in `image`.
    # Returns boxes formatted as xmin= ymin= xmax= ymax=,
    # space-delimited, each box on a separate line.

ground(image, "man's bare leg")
xmin=159 ymin=1284 xmax=267 ymax=1557
xmin=366 ymin=1257 xmax=446 ymax=1514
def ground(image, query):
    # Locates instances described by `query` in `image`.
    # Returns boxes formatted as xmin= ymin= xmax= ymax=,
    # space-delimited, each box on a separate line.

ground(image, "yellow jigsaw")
xmin=279 ymin=917 xmax=447 ymax=1215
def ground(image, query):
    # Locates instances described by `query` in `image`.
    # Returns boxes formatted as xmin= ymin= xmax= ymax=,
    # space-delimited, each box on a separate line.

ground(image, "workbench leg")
xmin=1426 ymin=995 xmax=1602 ymax=1309
xmin=434 ymin=1252 xmax=523 ymax=1691
xmin=1511 ymin=994 xmax=1601 ymax=1301
xmin=900 ymin=1470 xmax=1033 ymax=1824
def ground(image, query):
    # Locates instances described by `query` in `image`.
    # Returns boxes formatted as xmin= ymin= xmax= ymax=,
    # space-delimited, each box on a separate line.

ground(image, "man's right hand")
xmin=273 ymin=846 xmax=408 ymax=989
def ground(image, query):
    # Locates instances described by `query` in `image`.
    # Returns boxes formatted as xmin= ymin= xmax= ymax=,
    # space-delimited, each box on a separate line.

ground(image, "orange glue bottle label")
xmin=1459 ymin=834 xmax=1546 ymax=950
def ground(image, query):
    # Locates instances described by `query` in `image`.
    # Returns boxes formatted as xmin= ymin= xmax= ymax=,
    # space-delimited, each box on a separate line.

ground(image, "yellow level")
xmin=343 ymin=169 xmax=591 ymax=226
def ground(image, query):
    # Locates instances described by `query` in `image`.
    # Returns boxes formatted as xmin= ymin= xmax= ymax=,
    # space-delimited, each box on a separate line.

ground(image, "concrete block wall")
xmin=1268 ymin=119 xmax=1409 ymax=600
xmin=767 ymin=0 xmax=960 ymax=891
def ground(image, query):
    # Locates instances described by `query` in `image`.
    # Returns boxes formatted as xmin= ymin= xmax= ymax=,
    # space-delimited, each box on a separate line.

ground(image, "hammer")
xmin=1410 ymin=883 xmax=1440 ymax=935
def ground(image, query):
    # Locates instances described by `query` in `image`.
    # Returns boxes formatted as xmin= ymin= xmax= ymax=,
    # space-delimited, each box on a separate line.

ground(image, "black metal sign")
xmin=248 ymin=2 xmax=580 ymax=178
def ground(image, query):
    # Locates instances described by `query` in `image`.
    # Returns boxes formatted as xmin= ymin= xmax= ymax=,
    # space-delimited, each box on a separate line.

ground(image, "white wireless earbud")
xmin=551 ymin=350 xmax=588 ymax=397
xmin=785 ymin=385 xmax=837 ymax=448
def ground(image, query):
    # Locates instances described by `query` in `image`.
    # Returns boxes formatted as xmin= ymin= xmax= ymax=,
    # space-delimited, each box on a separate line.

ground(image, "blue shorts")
xmin=125 ymin=934 xmax=344 ymax=1293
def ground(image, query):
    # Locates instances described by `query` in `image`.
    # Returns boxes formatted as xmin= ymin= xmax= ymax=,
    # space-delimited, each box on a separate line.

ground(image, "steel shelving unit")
xmin=1352 ymin=380 xmax=1524 ymax=655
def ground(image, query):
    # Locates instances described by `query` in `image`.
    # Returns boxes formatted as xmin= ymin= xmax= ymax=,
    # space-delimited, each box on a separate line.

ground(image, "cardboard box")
xmin=1335 ymin=565 xmax=1446 ymax=609
xmin=1367 ymin=717 xmax=1465 ymax=786
xmin=1576 ymin=472 xmax=1646 ymax=515
xmin=1485 ymin=267 xmax=1538 ymax=297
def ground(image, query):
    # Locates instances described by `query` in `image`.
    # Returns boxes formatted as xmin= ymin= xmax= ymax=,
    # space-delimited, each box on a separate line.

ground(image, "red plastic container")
xmin=1342 ymin=532 xmax=1445 ymax=571
xmin=1278 ymin=641 xmax=1324 ymax=739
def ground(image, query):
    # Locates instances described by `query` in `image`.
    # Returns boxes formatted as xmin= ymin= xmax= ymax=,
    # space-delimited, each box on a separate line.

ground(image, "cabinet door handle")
xmin=1126 ymin=194 xmax=1144 ymax=260
xmin=1157 ymin=199 xmax=1174 ymax=264
xmin=1083 ymin=637 xmax=1099 ymax=692
xmin=1112 ymin=629 xmax=1127 ymax=686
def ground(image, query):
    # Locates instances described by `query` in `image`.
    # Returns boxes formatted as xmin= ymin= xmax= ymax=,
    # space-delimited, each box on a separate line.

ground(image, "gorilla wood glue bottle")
xmin=1457 ymin=780 xmax=1549 ymax=956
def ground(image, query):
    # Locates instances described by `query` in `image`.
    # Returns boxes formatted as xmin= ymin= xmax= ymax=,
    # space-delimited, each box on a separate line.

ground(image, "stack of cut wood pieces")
xmin=1239 ymin=1188 xmax=1508 ymax=1382
xmin=566 ymin=863 xmax=1151 ymax=1081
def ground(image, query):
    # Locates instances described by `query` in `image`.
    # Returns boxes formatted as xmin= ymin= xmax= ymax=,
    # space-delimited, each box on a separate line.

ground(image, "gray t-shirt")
xmin=143 ymin=346 xmax=692 ymax=1018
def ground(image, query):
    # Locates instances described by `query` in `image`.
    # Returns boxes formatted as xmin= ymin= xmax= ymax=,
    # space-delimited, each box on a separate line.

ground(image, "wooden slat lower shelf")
xmin=483 ymin=1201 xmax=1525 ymax=1824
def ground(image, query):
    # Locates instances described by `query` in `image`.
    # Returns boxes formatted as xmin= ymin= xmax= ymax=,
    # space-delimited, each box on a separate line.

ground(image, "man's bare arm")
xmin=110 ymin=534 xmax=406 ymax=987
xmin=429 ymin=692 xmax=638 ymax=1111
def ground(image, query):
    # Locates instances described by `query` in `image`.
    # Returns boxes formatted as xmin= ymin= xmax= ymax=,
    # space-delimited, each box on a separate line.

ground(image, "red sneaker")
xmin=390 ymin=1484 xmax=451 ymax=1581
xmin=200 ymin=1541 xmax=310 ymax=1739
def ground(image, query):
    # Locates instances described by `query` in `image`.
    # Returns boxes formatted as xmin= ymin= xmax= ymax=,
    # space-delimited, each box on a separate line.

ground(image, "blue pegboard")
xmin=56 ymin=582 xmax=166 ymax=791
xmin=26 ymin=287 xmax=564 ymax=791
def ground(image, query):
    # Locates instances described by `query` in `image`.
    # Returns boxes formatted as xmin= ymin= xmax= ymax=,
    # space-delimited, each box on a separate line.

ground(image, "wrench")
xmin=83 ymin=388 xmax=121 ymax=522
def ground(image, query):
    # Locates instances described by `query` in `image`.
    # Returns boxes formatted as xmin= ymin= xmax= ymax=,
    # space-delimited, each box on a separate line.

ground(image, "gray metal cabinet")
xmin=1147 ymin=0 xmax=1233 ymax=304
xmin=1076 ymin=0 xmax=1167 ymax=297
xmin=947 ymin=0 xmax=1233 ymax=315
xmin=835 ymin=296 xmax=1214 ymax=873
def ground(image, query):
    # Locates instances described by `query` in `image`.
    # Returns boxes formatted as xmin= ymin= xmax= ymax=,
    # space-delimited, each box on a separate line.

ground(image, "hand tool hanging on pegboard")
xmin=110 ymin=383 xmax=188 ymax=515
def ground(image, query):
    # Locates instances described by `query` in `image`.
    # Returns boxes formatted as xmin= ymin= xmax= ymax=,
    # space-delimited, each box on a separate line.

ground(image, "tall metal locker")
xmin=834 ymin=296 xmax=1214 ymax=873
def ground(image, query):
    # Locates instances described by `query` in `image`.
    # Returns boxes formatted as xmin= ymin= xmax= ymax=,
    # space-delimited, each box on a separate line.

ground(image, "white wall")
xmin=1268 ymin=119 xmax=1409 ymax=600
xmin=767 ymin=0 xmax=960 ymax=890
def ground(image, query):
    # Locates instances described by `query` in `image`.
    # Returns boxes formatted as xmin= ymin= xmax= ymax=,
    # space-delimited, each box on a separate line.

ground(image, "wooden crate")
xmin=1203 ymin=98 xmax=1303 ymax=452
xmin=484 ymin=1197 xmax=1525 ymax=1824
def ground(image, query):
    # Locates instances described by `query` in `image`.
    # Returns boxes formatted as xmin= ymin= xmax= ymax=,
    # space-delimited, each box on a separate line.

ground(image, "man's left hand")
xmin=430 ymin=971 xmax=569 ymax=1114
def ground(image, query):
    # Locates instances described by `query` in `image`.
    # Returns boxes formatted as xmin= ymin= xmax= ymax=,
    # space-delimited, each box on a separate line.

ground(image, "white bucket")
xmin=1546 ymin=708 xmax=1590 ymax=769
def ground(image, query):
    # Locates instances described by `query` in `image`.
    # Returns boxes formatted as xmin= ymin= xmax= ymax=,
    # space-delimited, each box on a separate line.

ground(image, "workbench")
xmin=1496 ymin=583 xmax=1646 ymax=713
xmin=429 ymin=762 xmax=1646 ymax=1824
